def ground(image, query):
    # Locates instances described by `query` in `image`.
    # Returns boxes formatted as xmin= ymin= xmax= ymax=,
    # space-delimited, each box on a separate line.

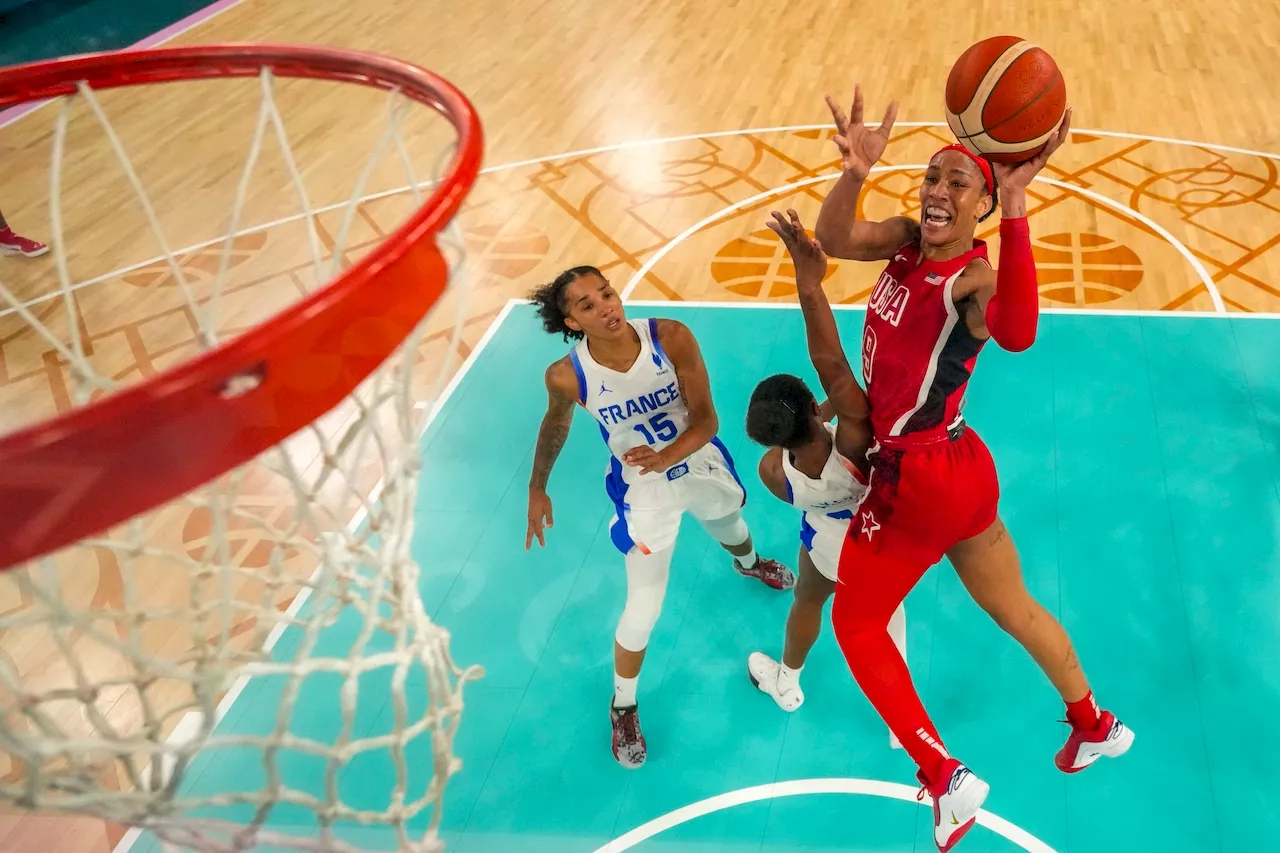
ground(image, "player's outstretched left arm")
xmin=526 ymin=360 xmax=579 ymax=549
xmin=957 ymin=108 xmax=1072 ymax=353
xmin=621 ymin=320 xmax=718 ymax=475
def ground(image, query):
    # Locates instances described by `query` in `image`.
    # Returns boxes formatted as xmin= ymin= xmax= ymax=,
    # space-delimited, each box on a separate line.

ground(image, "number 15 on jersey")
xmin=633 ymin=412 xmax=678 ymax=445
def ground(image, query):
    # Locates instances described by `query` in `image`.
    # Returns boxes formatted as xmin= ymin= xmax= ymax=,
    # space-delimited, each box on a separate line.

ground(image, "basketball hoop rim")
xmin=0 ymin=45 xmax=483 ymax=570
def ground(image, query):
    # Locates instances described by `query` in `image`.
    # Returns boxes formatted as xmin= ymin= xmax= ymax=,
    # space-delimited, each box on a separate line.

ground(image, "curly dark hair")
xmin=745 ymin=373 xmax=817 ymax=449
xmin=529 ymin=265 xmax=604 ymax=342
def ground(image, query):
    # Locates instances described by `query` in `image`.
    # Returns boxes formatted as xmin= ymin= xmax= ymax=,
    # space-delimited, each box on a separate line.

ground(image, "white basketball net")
xmin=0 ymin=66 xmax=482 ymax=852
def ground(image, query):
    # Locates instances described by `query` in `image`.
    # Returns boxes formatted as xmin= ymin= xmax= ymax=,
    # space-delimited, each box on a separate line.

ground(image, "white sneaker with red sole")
xmin=1055 ymin=709 xmax=1134 ymax=773
xmin=0 ymin=228 xmax=49 ymax=258
xmin=917 ymin=759 xmax=989 ymax=852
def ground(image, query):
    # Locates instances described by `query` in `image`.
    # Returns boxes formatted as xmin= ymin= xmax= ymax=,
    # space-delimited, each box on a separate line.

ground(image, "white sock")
xmin=614 ymin=673 xmax=638 ymax=708
xmin=778 ymin=662 xmax=801 ymax=693
xmin=736 ymin=547 xmax=757 ymax=568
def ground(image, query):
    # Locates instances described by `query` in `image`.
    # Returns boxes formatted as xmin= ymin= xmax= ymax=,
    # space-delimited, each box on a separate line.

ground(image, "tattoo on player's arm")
xmin=530 ymin=369 xmax=576 ymax=491
xmin=529 ymin=414 xmax=570 ymax=491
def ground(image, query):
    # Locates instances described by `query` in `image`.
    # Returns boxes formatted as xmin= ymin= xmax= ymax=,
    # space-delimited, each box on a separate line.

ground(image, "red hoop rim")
xmin=0 ymin=45 xmax=483 ymax=570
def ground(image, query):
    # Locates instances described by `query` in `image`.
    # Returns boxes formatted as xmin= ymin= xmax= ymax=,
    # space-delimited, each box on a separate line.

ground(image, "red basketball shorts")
xmin=839 ymin=426 xmax=1000 ymax=577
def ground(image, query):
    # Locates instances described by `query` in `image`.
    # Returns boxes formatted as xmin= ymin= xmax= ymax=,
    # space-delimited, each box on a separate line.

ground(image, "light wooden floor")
xmin=2 ymin=1 xmax=1280 ymax=850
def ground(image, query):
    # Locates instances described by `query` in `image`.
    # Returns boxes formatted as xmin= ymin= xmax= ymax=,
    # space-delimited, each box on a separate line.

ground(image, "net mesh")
xmin=0 ymin=64 xmax=482 ymax=852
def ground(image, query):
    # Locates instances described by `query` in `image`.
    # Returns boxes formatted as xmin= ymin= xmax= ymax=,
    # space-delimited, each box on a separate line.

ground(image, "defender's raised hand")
xmin=767 ymin=209 xmax=827 ymax=287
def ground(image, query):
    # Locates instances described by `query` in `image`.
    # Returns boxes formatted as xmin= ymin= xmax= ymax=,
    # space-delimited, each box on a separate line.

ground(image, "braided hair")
xmin=529 ymin=265 xmax=604 ymax=342
xmin=745 ymin=374 xmax=817 ymax=449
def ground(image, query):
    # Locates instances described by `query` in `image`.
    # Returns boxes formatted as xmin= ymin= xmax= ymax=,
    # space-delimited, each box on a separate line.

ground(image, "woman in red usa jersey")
xmin=805 ymin=86 xmax=1133 ymax=852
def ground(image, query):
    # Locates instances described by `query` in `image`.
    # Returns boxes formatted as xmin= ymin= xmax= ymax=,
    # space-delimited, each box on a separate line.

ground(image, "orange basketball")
xmin=944 ymin=36 xmax=1067 ymax=164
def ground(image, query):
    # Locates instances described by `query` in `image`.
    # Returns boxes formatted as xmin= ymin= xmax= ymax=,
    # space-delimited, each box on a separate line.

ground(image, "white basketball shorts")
xmin=604 ymin=438 xmax=746 ymax=555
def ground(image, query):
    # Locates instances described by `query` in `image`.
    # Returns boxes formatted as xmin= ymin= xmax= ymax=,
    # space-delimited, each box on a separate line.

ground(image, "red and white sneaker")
xmin=917 ymin=759 xmax=989 ymax=852
xmin=610 ymin=702 xmax=646 ymax=769
xmin=735 ymin=556 xmax=795 ymax=590
xmin=1055 ymin=710 xmax=1134 ymax=773
xmin=0 ymin=228 xmax=49 ymax=258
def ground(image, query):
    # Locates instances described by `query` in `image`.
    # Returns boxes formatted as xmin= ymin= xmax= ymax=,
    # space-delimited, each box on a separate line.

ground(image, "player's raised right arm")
xmin=814 ymin=86 xmax=918 ymax=262
xmin=767 ymin=209 xmax=869 ymax=429
xmin=526 ymin=360 xmax=578 ymax=549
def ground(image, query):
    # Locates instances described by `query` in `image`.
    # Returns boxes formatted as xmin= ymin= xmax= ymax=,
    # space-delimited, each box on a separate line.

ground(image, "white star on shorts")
xmin=860 ymin=510 xmax=880 ymax=540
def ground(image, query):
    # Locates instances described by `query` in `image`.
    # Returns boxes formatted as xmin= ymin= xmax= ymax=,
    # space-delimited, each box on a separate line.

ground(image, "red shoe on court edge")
xmin=1055 ymin=709 xmax=1135 ymax=773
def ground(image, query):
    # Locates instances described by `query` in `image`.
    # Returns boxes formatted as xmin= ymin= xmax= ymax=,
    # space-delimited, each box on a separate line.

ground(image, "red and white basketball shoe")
xmin=610 ymin=702 xmax=646 ymax=769
xmin=0 ymin=228 xmax=49 ymax=258
xmin=1055 ymin=709 xmax=1134 ymax=773
xmin=734 ymin=556 xmax=795 ymax=590
xmin=917 ymin=759 xmax=989 ymax=852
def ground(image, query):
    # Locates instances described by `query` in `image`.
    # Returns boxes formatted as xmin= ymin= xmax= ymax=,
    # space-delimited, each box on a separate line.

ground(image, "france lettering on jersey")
xmin=569 ymin=318 xmax=689 ymax=486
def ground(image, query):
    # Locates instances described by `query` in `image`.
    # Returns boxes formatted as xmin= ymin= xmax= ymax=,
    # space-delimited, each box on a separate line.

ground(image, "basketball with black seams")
xmin=944 ymin=36 xmax=1067 ymax=164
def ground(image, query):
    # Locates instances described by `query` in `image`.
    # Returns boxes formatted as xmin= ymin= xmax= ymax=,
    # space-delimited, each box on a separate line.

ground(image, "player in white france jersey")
xmin=525 ymin=266 xmax=794 ymax=770
xmin=744 ymin=373 xmax=906 ymax=748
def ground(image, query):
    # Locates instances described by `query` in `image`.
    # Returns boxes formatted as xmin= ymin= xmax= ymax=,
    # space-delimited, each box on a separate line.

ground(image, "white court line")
xmin=0 ymin=0 xmax=251 ymax=130
xmin=1036 ymin=176 xmax=1225 ymax=313
xmin=624 ymin=299 xmax=1280 ymax=319
xmin=616 ymin=169 xmax=848 ymax=300
xmin=3 ymin=121 xmax=1269 ymax=320
xmin=111 ymin=298 xmax=520 ymax=853
xmin=481 ymin=297 xmax=1280 ymax=320
xmin=484 ymin=121 xmax=1280 ymax=174
xmin=589 ymin=778 xmax=1057 ymax=853
xmin=617 ymin=166 xmax=1225 ymax=312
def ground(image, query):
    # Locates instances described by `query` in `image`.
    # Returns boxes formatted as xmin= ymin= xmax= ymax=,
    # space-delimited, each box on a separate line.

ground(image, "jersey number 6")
xmin=633 ymin=412 xmax=678 ymax=445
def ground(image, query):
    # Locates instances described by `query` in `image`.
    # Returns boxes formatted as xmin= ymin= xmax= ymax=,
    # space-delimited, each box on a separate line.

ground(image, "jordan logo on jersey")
xmin=868 ymin=271 xmax=909 ymax=327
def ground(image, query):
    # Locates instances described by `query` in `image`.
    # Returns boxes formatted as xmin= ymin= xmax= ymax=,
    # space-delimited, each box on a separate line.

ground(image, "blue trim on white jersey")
xmin=605 ymin=456 xmax=635 ymax=554
xmin=648 ymin=318 xmax=671 ymax=371
xmin=567 ymin=349 xmax=588 ymax=403
xmin=709 ymin=436 xmax=747 ymax=508
xmin=800 ymin=513 xmax=817 ymax=552
xmin=600 ymin=422 xmax=636 ymax=554
xmin=784 ymin=476 xmax=794 ymax=504
xmin=800 ymin=508 xmax=853 ymax=553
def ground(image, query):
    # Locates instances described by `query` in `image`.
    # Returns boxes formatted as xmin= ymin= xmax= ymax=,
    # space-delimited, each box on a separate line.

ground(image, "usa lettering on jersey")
xmin=868 ymin=270 xmax=909 ymax=326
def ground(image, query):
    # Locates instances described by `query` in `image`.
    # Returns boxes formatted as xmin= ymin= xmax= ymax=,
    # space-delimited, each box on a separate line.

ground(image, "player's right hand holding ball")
xmin=526 ymin=489 xmax=554 ymax=549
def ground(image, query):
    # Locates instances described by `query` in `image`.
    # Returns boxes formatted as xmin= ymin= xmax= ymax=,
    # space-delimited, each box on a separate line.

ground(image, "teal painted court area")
xmin=139 ymin=304 xmax=1280 ymax=853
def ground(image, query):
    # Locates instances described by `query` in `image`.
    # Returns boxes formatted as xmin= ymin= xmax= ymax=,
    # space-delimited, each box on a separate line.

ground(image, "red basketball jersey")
xmin=860 ymin=240 xmax=990 ymax=442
